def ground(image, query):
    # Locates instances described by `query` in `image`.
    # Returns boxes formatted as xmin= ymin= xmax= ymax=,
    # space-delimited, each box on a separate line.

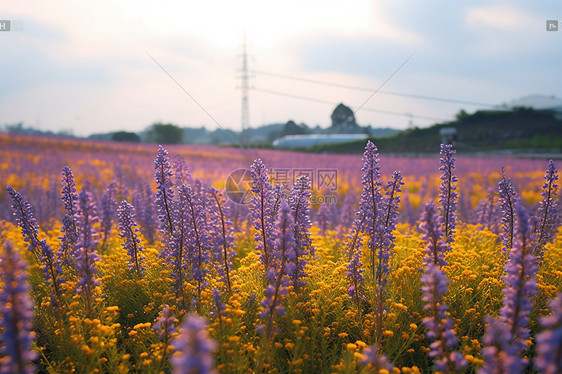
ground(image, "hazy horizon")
xmin=1 ymin=1 xmax=561 ymax=137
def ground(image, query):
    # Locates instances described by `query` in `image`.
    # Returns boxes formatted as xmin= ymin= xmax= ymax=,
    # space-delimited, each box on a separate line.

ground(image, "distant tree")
xmin=281 ymin=120 xmax=309 ymax=137
xmin=148 ymin=123 xmax=184 ymax=144
xmin=112 ymin=131 xmax=141 ymax=142
xmin=330 ymin=103 xmax=357 ymax=128
xmin=455 ymin=109 xmax=469 ymax=121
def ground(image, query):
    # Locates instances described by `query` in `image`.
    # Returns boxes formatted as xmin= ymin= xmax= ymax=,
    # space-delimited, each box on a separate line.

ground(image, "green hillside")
xmin=308 ymin=108 xmax=562 ymax=154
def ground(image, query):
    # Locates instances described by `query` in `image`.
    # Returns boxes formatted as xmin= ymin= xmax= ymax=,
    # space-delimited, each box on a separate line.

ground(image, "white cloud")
xmin=465 ymin=4 xmax=542 ymax=32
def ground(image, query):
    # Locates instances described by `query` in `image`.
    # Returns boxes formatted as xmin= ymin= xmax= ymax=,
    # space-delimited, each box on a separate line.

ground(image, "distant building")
xmin=273 ymin=134 xmax=368 ymax=148
xmin=496 ymin=95 xmax=562 ymax=119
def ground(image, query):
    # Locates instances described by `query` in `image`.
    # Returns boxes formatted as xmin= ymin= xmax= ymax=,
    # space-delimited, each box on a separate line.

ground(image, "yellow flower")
xmin=81 ymin=345 xmax=93 ymax=355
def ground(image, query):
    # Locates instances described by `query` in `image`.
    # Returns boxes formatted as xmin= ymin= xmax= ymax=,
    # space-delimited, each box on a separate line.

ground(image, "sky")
xmin=1 ymin=0 xmax=561 ymax=137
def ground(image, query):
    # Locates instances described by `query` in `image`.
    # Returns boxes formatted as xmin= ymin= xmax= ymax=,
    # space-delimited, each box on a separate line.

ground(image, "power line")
xmin=145 ymin=50 xmax=245 ymax=148
xmin=355 ymin=52 xmax=416 ymax=114
xmin=254 ymin=87 xmax=447 ymax=122
xmin=252 ymin=69 xmax=495 ymax=108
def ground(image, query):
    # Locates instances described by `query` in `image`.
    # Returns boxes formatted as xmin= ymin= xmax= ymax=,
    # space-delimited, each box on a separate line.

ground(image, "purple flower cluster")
xmin=207 ymin=186 xmax=236 ymax=293
xmin=171 ymin=314 xmax=217 ymax=374
xmin=421 ymin=262 xmax=466 ymax=372
xmin=475 ymin=188 xmax=497 ymax=230
xmin=75 ymin=189 xmax=101 ymax=315
xmin=532 ymin=159 xmax=559 ymax=261
xmin=6 ymin=185 xmax=42 ymax=259
xmin=152 ymin=304 xmax=177 ymax=343
xmin=39 ymin=239 xmax=65 ymax=308
xmin=59 ymin=166 xmax=79 ymax=264
xmin=376 ymin=171 xmax=403 ymax=289
xmin=154 ymin=145 xmax=175 ymax=236
xmin=0 ymin=242 xmax=37 ymax=374
xmin=438 ymin=144 xmax=458 ymax=243
xmin=315 ymin=203 xmax=331 ymax=234
xmin=360 ymin=345 xmax=394 ymax=372
xmin=132 ymin=183 xmax=157 ymax=245
xmin=100 ymin=181 xmax=118 ymax=250
xmin=359 ymin=141 xmax=384 ymax=271
xmin=479 ymin=316 xmax=522 ymax=374
xmin=117 ymin=200 xmax=145 ymax=275
xmin=211 ymin=288 xmax=227 ymax=320
xmin=499 ymin=201 xmax=538 ymax=355
xmin=250 ymin=159 xmax=276 ymax=272
xmin=6 ymin=186 xmax=65 ymax=306
xmin=289 ymin=175 xmax=313 ymax=290
xmin=346 ymin=141 xmax=383 ymax=301
xmin=480 ymin=201 xmax=538 ymax=373
xmin=419 ymin=202 xmax=451 ymax=267
xmin=535 ymin=294 xmax=562 ymax=374
xmin=178 ymin=182 xmax=211 ymax=311
xmin=258 ymin=201 xmax=296 ymax=338
xmin=498 ymin=175 xmax=517 ymax=251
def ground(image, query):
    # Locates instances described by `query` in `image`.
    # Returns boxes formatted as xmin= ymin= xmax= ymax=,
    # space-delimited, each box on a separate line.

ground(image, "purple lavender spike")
xmin=210 ymin=288 xmax=227 ymax=319
xmin=207 ymin=185 xmax=236 ymax=293
xmin=371 ymin=171 xmax=403 ymax=345
xmin=270 ymin=183 xmax=286 ymax=222
xmin=346 ymin=230 xmax=365 ymax=302
xmin=346 ymin=141 xmax=384 ymax=303
xmin=117 ymin=200 xmax=145 ymax=275
xmin=479 ymin=316 xmax=522 ymax=374
xmin=59 ymin=166 xmax=79 ymax=262
xmin=250 ymin=159 xmax=276 ymax=273
xmin=360 ymin=345 xmax=394 ymax=372
xmin=152 ymin=304 xmax=177 ymax=343
xmin=75 ymin=189 xmax=101 ymax=316
xmin=421 ymin=262 xmax=467 ymax=372
xmin=376 ymin=171 xmax=403 ymax=288
xmin=39 ymin=239 xmax=65 ymax=309
xmin=289 ymin=175 xmax=313 ymax=290
xmin=100 ymin=181 xmax=118 ymax=250
xmin=498 ymin=174 xmax=517 ymax=252
xmin=419 ymin=202 xmax=450 ymax=267
xmin=535 ymin=294 xmax=562 ymax=374
xmin=5 ymin=186 xmax=65 ymax=306
xmin=178 ymin=182 xmax=211 ymax=312
xmin=6 ymin=186 xmax=41 ymax=260
xmin=171 ymin=314 xmax=217 ymax=374
xmin=0 ymin=242 xmax=37 ymax=374
xmin=258 ymin=200 xmax=295 ymax=339
xmin=154 ymin=145 xmax=175 ymax=237
xmin=132 ymin=182 xmax=158 ymax=245
xmin=173 ymin=154 xmax=192 ymax=186
xmin=339 ymin=193 xmax=356 ymax=230
xmin=532 ymin=159 xmax=559 ymax=261
xmin=475 ymin=188 xmax=497 ymax=230
xmin=438 ymin=144 xmax=458 ymax=243
xmin=499 ymin=200 xmax=538 ymax=355
xmin=315 ymin=203 xmax=331 ymax=234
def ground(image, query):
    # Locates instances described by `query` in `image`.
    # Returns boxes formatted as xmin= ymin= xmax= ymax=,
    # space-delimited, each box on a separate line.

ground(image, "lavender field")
xmin=0 ymin=132 xmax=560 ymax=373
